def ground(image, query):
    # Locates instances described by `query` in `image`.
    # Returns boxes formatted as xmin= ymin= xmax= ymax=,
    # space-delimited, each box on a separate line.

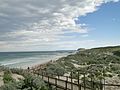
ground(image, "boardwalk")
xmin=38 ymin=72 xmax=120 ymax=90
xmin=39 ymin=73 xmax=91 ymax=90
xmin=40 ymin=76 xmax=86 ymax=90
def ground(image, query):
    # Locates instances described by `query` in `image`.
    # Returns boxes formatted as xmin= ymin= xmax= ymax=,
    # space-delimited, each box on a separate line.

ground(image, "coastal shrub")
xmin=81 ymin=76 xmax=103 ymax=90
xmin=46 ymin=63 xmax=66 ymax=76
xmin=10 ymin=68 xmax=25 ymax=75
xmin=0 ymin=65 xmax=10 ymax=72
xmin=3 ymin=70 xmax=15 ymax=84
xmin=113 ymin=51 xmax=120 ymax=57
xmin=64 ymin=60 xmax=75 ymax=69
xmin=55 ymin=66 xmax=66 ymax=76
xmin=0 ymin=83 xmax=16 ymax=90
xmin=70 ymin=71 xmax=79 ymax=79
xmin=0 ymin=65 xmax=50 ymax=90
xmin=1 ymin=74 xmax=48 ymax=90
xmin=110 ymin=65 xmax=120 ymax=71
xmin=17 ymin=73 xmax=48 ymax=90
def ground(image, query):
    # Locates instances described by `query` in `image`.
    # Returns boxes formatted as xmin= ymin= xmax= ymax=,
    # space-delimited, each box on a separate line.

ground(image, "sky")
xmin=0 ymin=0 xmax=120 ymax=52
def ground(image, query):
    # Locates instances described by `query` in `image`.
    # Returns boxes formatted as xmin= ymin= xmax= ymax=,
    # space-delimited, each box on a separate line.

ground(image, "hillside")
xmin=40 ymin=46 xmax=120 ymax=87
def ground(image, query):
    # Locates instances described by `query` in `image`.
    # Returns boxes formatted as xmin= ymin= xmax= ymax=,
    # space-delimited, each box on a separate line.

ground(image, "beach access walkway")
xmin=38 ymin=72 xmax=120 ymax=90
xmin=39 ymin=72 xmax=96 ymax=90
xmin=40 ymin=75 xmax=89 ymax=90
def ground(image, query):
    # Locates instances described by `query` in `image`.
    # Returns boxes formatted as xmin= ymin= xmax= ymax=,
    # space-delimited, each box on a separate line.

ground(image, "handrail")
xmin=34 ymin=70 xmax=120 ymax=90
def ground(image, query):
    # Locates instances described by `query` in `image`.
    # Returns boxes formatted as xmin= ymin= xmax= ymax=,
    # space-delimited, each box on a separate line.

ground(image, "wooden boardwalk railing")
xmin=40 ymin=74 xmax=85 ymax=90
xmin=35 ymin=71 xmax=120 ymax=90
xmin=38 ymin=71 xmax=98 ymax=90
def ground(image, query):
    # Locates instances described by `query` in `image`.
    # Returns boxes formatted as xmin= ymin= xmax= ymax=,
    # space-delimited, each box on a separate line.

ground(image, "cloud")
xmin=0 ymin=0 xmax=119 ymax=51
xmin=104 ymin=0 xmax=119 ymax=3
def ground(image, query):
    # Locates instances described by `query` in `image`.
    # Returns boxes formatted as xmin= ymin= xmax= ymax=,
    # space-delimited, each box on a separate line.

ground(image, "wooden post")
xmin=48 ymin=76 xmax=49 ymax=83
xmin=78 ymin=71 xmax=81 ymax=90
xmin=100 ymin=79 xmax=103 ymax=90
xmin=78 ymin=71 xmax=79 ymax=84
xmin=83 ymin=73 xmax=86 ymax=90
xmin=103 ymin=79 xmax=105 ymax=90
xmin=93 ymin=81 xmax=95 ymax=90
xmin=47 ymin=76 xmax=50 ymax=88
xmin=55 ymin=77 xmax=57 ymax=90
xmin=71 ymin=71 xmax=73 ymax=90
xmin=65 ymin=76 xmax=68 ymax=89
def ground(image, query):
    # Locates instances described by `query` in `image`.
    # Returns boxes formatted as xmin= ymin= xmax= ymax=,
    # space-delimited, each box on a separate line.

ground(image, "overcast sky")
xmin=0 ymin=0 xmax=120 ymax=52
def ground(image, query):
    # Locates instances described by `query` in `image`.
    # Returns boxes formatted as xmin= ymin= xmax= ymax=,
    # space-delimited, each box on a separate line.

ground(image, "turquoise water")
xmin=0 ymin=51 xmax=74 ymax=69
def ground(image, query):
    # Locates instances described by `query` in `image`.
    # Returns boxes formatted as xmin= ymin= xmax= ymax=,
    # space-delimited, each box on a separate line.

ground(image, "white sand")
xmin=12 ymin=74 xmax=24 ymax=81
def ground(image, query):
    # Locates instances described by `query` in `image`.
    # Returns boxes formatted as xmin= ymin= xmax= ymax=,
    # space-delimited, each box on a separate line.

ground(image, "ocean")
xmin=0 ymin=51 xmax=74 ymax=69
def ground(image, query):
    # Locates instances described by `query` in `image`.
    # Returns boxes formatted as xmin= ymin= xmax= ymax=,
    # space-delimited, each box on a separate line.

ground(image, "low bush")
xmin=3 ymin=70 xmax=15 ymax=84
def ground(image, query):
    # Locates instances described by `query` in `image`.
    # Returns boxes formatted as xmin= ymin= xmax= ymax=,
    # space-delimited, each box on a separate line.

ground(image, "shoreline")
xmin=28 ymin=52 xmax=74 ymax=73
xmin=31 ymin=51 xmax=74 ymax=69
xmin=2 ymin=51 xmax=73 ymax=69
xmin=0 ymin=50 xmax=75 ymax=71
xmin=30 ymin=60 xmax=54 ymax=72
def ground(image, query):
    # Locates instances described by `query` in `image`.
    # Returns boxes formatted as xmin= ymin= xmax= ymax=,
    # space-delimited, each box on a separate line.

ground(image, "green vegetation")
xmin=0 ymin=66 xmax=49 ymax=90
xmin=45 ymin=63 xmax=66 ymax=76
xmin=0 ymin=83 xmax=16 ymax=90
xmin=3 ymin=70 xmax=14 ymax=84
xmin=42 ymin=45 xmax=120 ymax=88
xmin=1 ymin=45 xmax=120 ymax=90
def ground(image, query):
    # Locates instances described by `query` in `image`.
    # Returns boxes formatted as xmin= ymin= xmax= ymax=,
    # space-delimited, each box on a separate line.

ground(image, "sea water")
xmin=0 ymin=51 xmax=74 ymax=69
